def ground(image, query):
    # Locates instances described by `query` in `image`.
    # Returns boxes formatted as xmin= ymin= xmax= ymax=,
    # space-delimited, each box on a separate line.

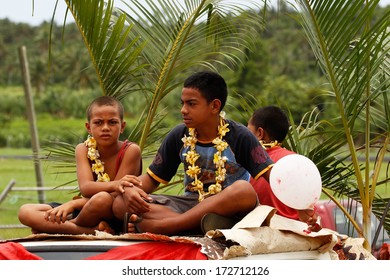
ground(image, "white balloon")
xmin=269 ymin=154 xmax=322 ymax=210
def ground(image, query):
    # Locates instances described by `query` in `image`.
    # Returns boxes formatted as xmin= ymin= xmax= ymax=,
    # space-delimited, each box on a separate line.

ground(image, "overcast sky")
xmin=1 ymin=0 xmax=389 ymax=26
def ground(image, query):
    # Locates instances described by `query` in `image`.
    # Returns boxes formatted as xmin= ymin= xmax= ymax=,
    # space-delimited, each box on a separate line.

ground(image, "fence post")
xmin=18 ymin=45 xmax=46 ymax=203
xmin=0 ymin=179 xmax=16 ymax=204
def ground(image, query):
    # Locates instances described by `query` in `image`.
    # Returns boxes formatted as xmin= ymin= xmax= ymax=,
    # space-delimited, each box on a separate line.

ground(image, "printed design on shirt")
xmin=181 ymin=144 xmax=249 ymax=193
xmin=251 ymin=145 xmax=268 ymax=164
xmin=152 ymin=151 xmax=164 ymax=165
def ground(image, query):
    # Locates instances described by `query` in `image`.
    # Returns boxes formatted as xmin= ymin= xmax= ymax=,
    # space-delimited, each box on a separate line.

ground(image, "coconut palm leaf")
xmin=57 ymin=0 xmax=265 ymax=152
xmin=115 ymin=0 xmax=265 ymax=150
xmin=42 ymin=140 xmax=79 ymax=189
xmin=291 ymin=0 xmax=390 ymax=248
xmin=62 ymin=0 xmax=148 ymax=98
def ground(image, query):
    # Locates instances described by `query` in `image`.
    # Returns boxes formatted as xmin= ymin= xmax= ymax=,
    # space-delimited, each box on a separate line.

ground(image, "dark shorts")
xmin=148 ymin=192 xmax=255 ymax=220
xmin=148 ymin=193 xmax=200 ymax=214
xmin=147 ymin=192 xmax=254 ymax=235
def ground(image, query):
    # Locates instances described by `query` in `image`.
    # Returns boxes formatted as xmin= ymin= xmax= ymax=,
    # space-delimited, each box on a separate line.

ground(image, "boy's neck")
xmin=194 ymin=117 xmax=221 ymax=142
xmin=97 ymin=141 xmax=122 ymax=158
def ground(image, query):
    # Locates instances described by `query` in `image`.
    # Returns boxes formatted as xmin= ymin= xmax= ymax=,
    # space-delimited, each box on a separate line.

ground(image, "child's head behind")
xmin=86 ymin=96 xmax=124 ymax=122
xmin=250 ymin=106 xmax=289 ymax=142
xmin=183 ymin=71 xmax=227 ymax=111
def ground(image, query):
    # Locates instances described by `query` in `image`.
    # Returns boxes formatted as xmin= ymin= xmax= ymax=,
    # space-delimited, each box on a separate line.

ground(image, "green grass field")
xmin=0 ymin=148 xmax=78 ymax=239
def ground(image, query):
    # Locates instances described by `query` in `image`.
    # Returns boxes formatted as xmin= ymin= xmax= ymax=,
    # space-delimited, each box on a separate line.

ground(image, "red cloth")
xmin=0 ymin=242 xmax=42 ymax=260
xmin=0 ymin=241 xmax=207 ymax=260
xmin=251 ymin=146 xmax=299 ymax=220
xmin=86 ymin=241 xmax=207 ymax=260
xmin=0 ymin=242 xmax=207 ymax=260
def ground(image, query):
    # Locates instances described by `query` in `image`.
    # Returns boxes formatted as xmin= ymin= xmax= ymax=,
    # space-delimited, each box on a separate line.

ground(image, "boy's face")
xmin=86 ymin=104 xmax=125 ymax=145
xmin=180 ymin=87 xmax=217 ymax=129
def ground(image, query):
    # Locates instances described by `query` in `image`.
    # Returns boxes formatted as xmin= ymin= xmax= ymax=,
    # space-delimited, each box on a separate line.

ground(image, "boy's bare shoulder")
xmin=124 ymin=141 xmax=141 ymax=156
xmin=75 ymin=142 xmax=87 ymax=153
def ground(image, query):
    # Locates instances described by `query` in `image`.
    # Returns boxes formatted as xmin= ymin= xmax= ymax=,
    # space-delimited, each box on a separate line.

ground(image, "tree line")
xmin=0 ymin=4 xmax=345 ymax=124
xmin=0 ymin=3 xmax=387 ymax=146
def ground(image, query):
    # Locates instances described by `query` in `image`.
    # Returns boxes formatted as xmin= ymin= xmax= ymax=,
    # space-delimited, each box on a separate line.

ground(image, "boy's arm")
xmin=45 ymin=197 xmax=88 ymax=224
xmin=76 ymin=143 xmax=139 ymax=197
xmin=262 ymin=168 xmax=271 ymax=182
xmin=138 ymin=173 xmax=160 ymax=193
xmin=120 ymin=174 xmax=159 ymax=214
xmin=114 ymin=143 xmax=142 ymax=180
xmin=75 ymin=143 xmax=117 ymax=197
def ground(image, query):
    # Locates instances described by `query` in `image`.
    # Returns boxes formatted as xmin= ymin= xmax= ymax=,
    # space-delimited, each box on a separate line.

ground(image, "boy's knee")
xmin=88 ymin=192 xmax=113 ymax=210
xmin=225 ymin=181 xmax=257 ymax=205
xmin=229 ymin=180 xmax=256 ymax=195
xmin=18 ymin=204 xmax=31 ymax=223
xmin=18 ymin=204 xmax=41 ymax=226
xmin=92 ymin=191 xmax=112 ymax=202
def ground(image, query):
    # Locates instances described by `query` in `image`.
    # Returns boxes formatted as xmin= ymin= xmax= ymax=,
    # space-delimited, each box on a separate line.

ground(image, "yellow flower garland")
xmin=84 ymin=135 xmax=110 ymax=182
xmin=182 ymin=116 xmax=230 ymax=201
xmin=260 ymin=140 xmax=281 ymax=149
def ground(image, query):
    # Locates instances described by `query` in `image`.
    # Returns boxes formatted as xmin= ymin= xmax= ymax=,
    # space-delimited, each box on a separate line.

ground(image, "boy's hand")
xmin=122 ymin=186 xmax=152 ymax=214
xmin=117 ymin=175 xmax=142 ymax=193
xmin=44 ymin=203 xmax=75 ymax=224
xmin=298 ymin=207 xmax=322 ymax=233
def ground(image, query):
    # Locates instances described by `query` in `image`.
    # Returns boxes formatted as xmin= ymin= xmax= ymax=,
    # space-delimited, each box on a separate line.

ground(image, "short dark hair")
xmin=250 ymin=106 xmax=290 ymax=142
xmin=86 ymin=96 xmax=124 ymax=121
xmin=183 ymin=71 xmax=227 ymax=110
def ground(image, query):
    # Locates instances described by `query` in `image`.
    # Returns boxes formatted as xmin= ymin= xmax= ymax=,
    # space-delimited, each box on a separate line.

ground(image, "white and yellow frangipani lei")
xmin=84 ymin=135 xmax=110 ymax=182
xmin=182 ymin=115 xmax=230 ymax=201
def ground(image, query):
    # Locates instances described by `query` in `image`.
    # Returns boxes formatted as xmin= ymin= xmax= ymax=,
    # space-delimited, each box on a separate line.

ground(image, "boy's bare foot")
xmin=126 ymin=215 xmax=178 ymax=235
xmin=97 ymin=221 xmax=115 ymax=235
xmin=126 ymin=214 xmax=143 ymax=233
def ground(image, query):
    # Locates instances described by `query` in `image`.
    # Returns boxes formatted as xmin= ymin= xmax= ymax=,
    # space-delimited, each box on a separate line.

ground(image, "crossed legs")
xmin=113 ymin=180 xmax=258 ymax=236
xmin=18 ymin=191 xmax=115 ymax=235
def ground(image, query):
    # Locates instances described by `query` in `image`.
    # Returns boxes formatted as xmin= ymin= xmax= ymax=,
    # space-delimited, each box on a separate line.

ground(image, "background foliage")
xmin=0 ymin=1 xmax=388 ymax=249
xmin=0 ymin=3 xmax=356 ymax=148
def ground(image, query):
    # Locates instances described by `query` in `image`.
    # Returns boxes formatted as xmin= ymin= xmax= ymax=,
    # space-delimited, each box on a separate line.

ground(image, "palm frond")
xmin=48 ymin=0 xmax=266 ymax=178
xmin=42 ymin=140 xmax=78 ymax=188
xmin=118 ymin=0 xmax=265 ymax=150
xmin=64 ymin=0 xmax=148 ymax=98
xmin=286 ymin=105 xmax=390 ymax=238
xmin=292 ymin=0 xmax=390 ymax=247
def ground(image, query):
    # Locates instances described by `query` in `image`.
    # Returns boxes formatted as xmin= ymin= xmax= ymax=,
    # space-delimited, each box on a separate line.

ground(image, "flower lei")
xmin=84 ymin=135 xmax=110 ymax=182
xmin=182 ymin=115 xmax=230 ymax=201
xmin=260 ymin=140 xmax=282 ymax=149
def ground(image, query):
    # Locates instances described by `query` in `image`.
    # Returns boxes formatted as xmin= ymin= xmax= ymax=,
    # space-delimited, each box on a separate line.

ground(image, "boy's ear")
xmin=211 ymin=99 xmax=221 ymax=112
xmin=85 ymin=122 xmax=91 ymax=134
xmin=121 ymin=121 xmax=126 ymax=133
xmin=257 ymin=127 xmax=265 ymax=140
